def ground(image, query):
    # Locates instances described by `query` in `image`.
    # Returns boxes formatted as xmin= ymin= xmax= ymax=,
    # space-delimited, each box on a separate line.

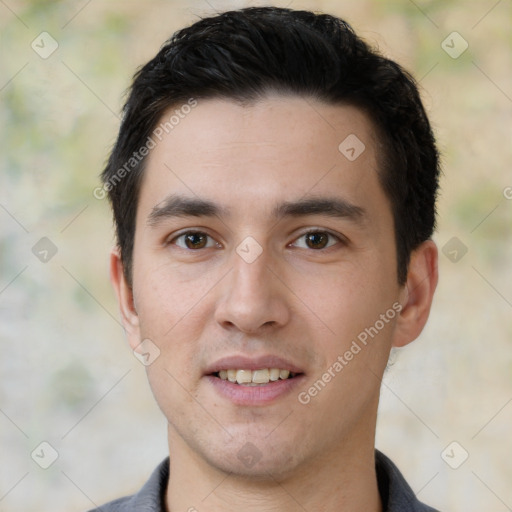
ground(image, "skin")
xmin=110 ymin=95 xmax=438 ymax=512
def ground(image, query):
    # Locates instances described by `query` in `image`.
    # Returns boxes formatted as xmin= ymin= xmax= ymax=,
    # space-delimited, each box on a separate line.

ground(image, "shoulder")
xmin=86 ymin=457 xmax=169 ymax=512
xmin=86 ymin=495 xmax=132 ymax=512
xmin=376 ymin=450 xmax=441 ymax=512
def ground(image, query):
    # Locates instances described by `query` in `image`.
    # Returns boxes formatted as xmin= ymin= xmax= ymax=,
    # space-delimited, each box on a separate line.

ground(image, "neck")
xmin=165 ymin=421 xmax=382 ymax=512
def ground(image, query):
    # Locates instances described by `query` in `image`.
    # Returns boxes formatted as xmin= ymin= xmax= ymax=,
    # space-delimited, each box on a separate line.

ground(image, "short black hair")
xmin=101 ymin=6 xmax=440 ymax=286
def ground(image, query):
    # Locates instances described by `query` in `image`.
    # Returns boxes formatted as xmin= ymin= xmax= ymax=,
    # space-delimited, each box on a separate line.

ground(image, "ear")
xmin=392 ymin=240 xmax=438 ymax=348
xmin=110 ymin=247 xmax=141 ymax=350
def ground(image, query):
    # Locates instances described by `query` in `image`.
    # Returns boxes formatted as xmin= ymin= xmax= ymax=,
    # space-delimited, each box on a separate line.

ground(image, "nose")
xmin=214 ymin=249 xmax=290 ymax=334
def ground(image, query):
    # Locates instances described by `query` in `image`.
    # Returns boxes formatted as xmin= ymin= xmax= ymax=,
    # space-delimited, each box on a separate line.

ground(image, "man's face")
xmin=123 ymin=96 xmax=407 ymax=477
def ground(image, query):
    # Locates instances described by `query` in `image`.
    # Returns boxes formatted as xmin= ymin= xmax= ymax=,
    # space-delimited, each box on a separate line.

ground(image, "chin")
xmin=204 ymin=435 xmax=307 ymax=481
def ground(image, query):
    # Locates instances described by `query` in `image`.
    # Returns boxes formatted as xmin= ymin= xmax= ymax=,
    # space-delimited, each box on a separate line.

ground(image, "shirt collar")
xmin=116 ymin=450 xmax=439 ymax=512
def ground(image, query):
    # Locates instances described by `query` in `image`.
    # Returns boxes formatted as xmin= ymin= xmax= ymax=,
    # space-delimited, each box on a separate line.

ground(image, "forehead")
xmin=136 ymin=95 xmax=388 ymax=225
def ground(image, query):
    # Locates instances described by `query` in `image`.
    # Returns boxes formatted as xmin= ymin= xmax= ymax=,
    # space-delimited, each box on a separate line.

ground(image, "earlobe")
xmin=392 ymin=240 xmax=438 ymax=348
xmin=109 ymin=248 xmax=141 ymax=347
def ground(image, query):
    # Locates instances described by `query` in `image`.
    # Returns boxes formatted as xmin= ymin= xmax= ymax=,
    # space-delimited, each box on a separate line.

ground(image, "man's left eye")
xmin=173 ymin=231 xmax=219 ymax=250
xmin=291 ymin=231 xmax=341 ymax=250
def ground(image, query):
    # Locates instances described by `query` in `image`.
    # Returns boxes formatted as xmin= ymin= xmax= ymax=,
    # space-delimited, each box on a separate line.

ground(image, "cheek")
xmin=133 ymin=254 xmax=219 ymax=338
xmin=145 ymin=358 xmax=200 ymax=431
xmin=137 ymin=276 xmax=209 ymax=409
xmin=291 ymin=259 xmax=393 ymax=334
xmin=132 ymin=277 xmax=214 ymax=406
xmin=297 ymin=271 xmax=398 ymax=427
xmin=291 ymin=257 xmax=399 ymax=391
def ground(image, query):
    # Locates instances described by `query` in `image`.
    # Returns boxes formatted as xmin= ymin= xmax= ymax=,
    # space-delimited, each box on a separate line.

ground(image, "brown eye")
xmin=291 ymin=230 xmax=341 ymax=250
xmin=173 ymin=231 xmax=218 ymax=250
xmin=184 ymin=232 xmax=207 ymax=249
xmin=305 ymin=232 xmax=329 ymax=249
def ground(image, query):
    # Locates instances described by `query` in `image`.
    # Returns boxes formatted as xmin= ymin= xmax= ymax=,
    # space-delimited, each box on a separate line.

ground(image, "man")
xmin=95 ymin=6 xmax=440 ymax=511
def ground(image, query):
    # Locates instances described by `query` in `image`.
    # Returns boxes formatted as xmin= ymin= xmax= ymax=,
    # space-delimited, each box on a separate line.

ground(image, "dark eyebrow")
xmin=147 ymin=194 xmax=366 ymax=227
xmin=272 ymin=197 xmax=366 ymax=224
xmin=147 ymin=194 xmax=227 ymax=226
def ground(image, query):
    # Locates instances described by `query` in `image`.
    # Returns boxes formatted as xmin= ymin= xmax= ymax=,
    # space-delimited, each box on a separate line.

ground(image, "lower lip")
xmin=204 ymin=375 xmax=306 ymax=406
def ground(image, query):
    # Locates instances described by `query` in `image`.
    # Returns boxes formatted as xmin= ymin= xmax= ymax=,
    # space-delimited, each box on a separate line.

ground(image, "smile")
xmin=214 ymin=368 xmax=299 ymax=385
xmin=206 ymin=370 xmax=305 ymax=406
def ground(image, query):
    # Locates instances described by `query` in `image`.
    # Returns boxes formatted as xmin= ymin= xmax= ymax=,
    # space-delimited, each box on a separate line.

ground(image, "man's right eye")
xmin=171 ymin=231 xmax=220 ymax=250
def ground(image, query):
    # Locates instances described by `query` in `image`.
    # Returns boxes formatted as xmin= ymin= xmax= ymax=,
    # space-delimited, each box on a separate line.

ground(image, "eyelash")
xmin=169 ymin=229 xmax=344 ymax=251
xmin=292 ymin=230 xmax=344 ymax=250
xmin=170 ymin=230 xmax=221 ymax=250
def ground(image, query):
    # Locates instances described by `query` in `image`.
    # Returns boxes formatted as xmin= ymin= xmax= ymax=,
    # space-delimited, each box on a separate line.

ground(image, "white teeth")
xmin=216 ymin=368 xmax=297 ymax=385
xmin=269 ymin=368 xmax=280 ymax=381
xmin=252 ymin=369 xmax=269 ymax=383
xmin=235 ymin=369 xmax=253 ymax=384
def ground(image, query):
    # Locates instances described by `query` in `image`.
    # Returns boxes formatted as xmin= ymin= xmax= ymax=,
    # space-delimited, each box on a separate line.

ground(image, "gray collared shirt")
xmin=88 ymin=451 xmax=440 ymax=511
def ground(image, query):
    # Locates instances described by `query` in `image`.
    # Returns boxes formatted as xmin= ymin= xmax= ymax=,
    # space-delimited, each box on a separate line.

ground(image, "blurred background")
xmin=1 ymin=0 xmax=511 ymax=510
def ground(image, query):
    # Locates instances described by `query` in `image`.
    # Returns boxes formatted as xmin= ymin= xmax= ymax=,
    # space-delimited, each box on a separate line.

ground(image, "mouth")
xmin=204 ymin=355 xmax=306 ymax=405
xmin=210 ymin=368 xmax=303 ymax=386
xmin=206 ymin=370 xmax=305 ymax=406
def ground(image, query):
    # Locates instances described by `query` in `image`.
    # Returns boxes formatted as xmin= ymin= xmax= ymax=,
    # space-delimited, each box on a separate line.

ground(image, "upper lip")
xmin=204 ymin=355 xmax=305 ymax=375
